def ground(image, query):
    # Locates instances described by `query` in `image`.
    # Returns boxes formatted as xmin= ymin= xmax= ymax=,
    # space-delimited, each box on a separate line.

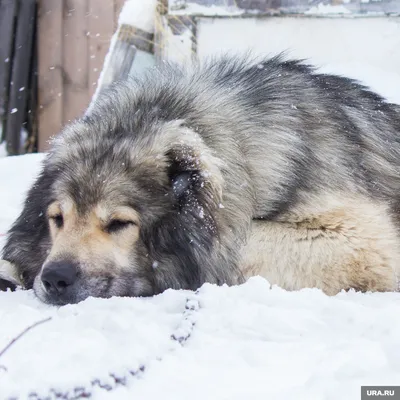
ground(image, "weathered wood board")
xmin=169 ymin=0 xmax=400 ymax=16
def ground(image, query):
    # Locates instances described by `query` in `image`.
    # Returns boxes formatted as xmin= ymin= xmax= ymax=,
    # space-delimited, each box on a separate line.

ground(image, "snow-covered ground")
xmin=2 ymin=273 xmax=400 ymax=399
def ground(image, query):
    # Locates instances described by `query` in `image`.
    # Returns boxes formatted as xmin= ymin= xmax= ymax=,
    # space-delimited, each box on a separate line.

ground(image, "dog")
xmin=2 ymin=54 xmax=400 ymax=305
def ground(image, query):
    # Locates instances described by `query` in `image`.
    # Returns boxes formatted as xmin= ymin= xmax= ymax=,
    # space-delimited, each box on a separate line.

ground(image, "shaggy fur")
xmin=2 ymin=54 xmax=400 ymax=304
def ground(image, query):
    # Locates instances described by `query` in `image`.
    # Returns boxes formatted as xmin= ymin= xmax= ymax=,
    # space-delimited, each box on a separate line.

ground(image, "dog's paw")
xmin=0 ymin=259 xmax=22 ymax=291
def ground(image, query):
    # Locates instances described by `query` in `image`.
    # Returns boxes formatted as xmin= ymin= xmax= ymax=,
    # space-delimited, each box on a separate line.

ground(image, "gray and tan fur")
xmin=2 ymin=54 xmax=400 ymax=305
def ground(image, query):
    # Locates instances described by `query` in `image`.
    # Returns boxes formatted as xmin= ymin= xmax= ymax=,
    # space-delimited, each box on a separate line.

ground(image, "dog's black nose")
xmin=41 ymin=261 xmax=78 ymax=296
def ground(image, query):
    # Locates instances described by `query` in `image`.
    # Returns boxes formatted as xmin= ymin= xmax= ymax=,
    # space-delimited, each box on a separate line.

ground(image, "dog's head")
xmin=4 ymin=117 xmax=238 ymax=305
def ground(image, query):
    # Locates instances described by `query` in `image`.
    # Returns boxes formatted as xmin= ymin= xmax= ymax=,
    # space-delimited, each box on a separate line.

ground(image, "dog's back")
xmin=92 ymin=55 xmax=400 ymax=220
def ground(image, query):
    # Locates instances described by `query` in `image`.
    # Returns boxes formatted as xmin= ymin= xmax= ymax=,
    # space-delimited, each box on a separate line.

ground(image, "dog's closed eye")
xmin=49 ymin=214 xmax=64 ymax=228
xmin=106 ymin=219 xmax=136 ymax=234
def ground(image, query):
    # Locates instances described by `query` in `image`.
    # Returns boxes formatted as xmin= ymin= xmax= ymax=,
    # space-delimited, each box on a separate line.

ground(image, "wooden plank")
xmin=168 ymin=0 xmax=400 ymax=16
xmin=154 ymin=3 xmax=167 ymax=62
xmin=25 ymin=34 xmax=39 ymax=154
xmin=154 ymin=14 xmax=197 ymax=65
xmin=6 ymin=0 xmax=36 ymax=155
xmin=62 ymin=0 xmax=90 ymax=124
xmin=87 ymin=0 xmax=114 ymax=98
xmin=0 ymin=0 xmax=18 ymax=143
xmin=38 ymin=0 xmax=64 ymax=152
xmin=96 ymin=26 xmax=138 ymax=91
xmin=96 ymin=23 xmax=156 ymax=91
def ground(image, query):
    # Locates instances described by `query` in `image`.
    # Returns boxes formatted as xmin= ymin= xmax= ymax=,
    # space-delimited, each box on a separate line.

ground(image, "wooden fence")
xmin=38 ymin=0 xmax=400 ymax=152
xmin=0 ymin=0 xmax=37 ymax=155
xmin=37 ymin=0 xmax=124 ymax=152
xmin=2 ymin=0 xmax=399 ymax=154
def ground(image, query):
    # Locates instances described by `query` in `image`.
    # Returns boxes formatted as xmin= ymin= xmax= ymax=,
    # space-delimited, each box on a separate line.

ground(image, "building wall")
xmin=196 ymin=17 xmax=400 ymax=104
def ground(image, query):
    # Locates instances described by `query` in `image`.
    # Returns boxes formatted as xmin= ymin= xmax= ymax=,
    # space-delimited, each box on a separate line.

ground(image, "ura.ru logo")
xmin=367 ymin=390 xmax=395 ymax=396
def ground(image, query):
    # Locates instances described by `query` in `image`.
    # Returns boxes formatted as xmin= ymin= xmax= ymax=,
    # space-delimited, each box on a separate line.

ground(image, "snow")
xmin=0 ymin=142 xmax=7 ymax=158
xmin=1 ymin=276 xmax=400 ymax=399
xmin=118 ymin=0 xmax=157 ymax=33
xmin=0 ymin=288 xmax=192 ymax=399
xmin=169 ymin=2 xmax=244 ymax=16
xmin=0 ymin=153 xmax=44 ymax=251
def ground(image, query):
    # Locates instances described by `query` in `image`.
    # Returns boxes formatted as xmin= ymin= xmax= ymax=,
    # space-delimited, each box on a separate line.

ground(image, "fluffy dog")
xmin=2 ymin=55 xmax=400 ymax=305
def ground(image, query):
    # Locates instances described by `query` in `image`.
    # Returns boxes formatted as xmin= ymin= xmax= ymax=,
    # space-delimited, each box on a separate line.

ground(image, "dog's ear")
xmin=146 ymin=144 xmax=225 ymax=291
xmin=137 ymin=121 xmax=242 ymax=292
xmin=161 ymin=121 xmax=225 ymax=205
xmin=170 ymin=171 xmax=193 ymax=198
xmin=166 ymin=148 xmax=202 ymax=203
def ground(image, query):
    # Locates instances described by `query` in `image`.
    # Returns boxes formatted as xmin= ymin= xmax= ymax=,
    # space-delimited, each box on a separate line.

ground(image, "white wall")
xmin=196 ymin=17 xmax=400 ymax=103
